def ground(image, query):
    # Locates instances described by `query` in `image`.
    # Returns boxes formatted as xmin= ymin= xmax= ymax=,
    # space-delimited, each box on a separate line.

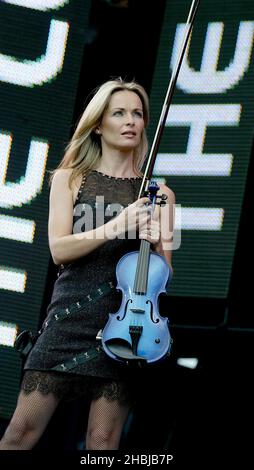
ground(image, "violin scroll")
xmin=146 ymin=180 xmax=168 ymax=207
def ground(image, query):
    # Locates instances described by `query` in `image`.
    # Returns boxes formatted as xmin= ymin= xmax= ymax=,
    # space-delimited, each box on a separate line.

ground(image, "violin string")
xmin=138 ymin=241 xmax=145 ymax=327
xmin=146 ymin=242 xmax=150 ymax=291
xmin=139 ymin=240 xmax=145 ymax=291
xmin=140 ymin=240 xmax=149 ymax=293
xmin=134 ymin=244 xmax=141 ymax=292
xmin=134 ymin=243 xmax=140 ymax=291
xmin=137 ymin=242 xmax=143 ymax=292
xmin=134 ymin=239 xmax=150 ymax=293
xmin=141 ymin=241 xmax=148 ymax=292
xmin=139 ymin=241 xmax=144 ymax=292
xmin=141 ymin=242 xmax=146 ymax=292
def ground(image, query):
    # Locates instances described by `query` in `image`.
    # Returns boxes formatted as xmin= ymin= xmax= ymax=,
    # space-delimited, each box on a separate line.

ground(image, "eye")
xmin=112 ymin=110 xmax=123 ymax=116
xmin=133 ymin=111 xmax=143 ymax=118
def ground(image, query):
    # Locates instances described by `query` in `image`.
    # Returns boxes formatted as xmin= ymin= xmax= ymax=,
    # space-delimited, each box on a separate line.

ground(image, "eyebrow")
xmin=111 ymin=107 xmax=143 ymax=111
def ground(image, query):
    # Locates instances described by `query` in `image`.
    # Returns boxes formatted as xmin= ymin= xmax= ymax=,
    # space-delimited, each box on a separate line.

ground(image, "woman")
xmin=0 ymin=78 xmax=175 ymax=450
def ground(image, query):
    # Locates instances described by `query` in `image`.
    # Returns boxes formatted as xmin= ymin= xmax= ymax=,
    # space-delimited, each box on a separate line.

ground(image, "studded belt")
xmin=45 ymin=280 xmax=116 ymax=371
xmin=42 ymin=280 xmax=116 ymax=329
xmin=44 ymin=280 xmax=116 ymax=372
xmin=50 ymin=345 xmax=103 ymax=372
xmin=16 ymin=280 xmax=116 ymax=367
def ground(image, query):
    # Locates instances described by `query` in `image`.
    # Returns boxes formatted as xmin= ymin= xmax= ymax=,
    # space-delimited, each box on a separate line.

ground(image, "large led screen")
xmin=149 ymin=0 xmax=254 ymax=298
xmin=0 ymin=0 xmax=90 ymax=419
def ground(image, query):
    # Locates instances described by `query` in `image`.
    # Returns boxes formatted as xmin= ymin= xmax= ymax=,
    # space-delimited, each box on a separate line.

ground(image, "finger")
xmin=138 ymin=210 xmax=152 ymax=219
xmin=150 ymin=220 xmax=159 ymax=229
xmin=138 ymin=206 xmax=153 ymax=216
xmin=139 ymin=217 xmax=152 ymax=228
xmin=140 ymin=228 xmax=153 ymax=238
xmin=136 ymin=197 xmax=151 ymax=207
xmin=139 ymin=233 xmax=150 ymax=241
xmin=139 ymin=209 xmax=152 ymax=218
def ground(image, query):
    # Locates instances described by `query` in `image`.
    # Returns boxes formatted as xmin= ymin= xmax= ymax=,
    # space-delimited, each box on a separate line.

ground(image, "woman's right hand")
xmin=113 ymin=197 xmax=152 ymax=238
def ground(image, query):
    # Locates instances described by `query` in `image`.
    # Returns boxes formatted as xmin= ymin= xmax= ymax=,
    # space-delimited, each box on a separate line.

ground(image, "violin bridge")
xmin=130 ymin=308 xmax=145 ymax=314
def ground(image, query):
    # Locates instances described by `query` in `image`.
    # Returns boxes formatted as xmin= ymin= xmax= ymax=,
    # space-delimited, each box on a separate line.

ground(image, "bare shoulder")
xmin=158 ymin=182 xmax=175 ymax=204
xmin=51 ymin=168 xmax=73 ymax=188
xmin=51 ymin=168 xmax=82 ymax=201
xmin=49 ymin=169 xmax=74 ymax=210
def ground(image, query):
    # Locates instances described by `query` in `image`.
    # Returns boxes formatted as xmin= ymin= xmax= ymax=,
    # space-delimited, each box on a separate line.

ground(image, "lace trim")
xmin=92 ymin=170 xmax=142 ymax=180
xmin=21 ymin=370 xmax=134 ymax=405
xmin=74 ymin=173 xmax=87 ymax=205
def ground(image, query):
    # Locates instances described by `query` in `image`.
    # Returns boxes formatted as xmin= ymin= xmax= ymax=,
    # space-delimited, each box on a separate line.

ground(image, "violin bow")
xmin=138 ymin=0 xmax=201 ymax=198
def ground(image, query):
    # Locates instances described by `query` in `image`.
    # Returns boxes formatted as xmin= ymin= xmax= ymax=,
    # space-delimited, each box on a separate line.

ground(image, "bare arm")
xmin=48 ymin=169 xmax=116 ymax=265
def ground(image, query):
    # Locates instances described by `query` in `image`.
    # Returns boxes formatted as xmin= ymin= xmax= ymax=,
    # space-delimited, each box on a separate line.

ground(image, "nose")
xmin=126 ymin=112 xmax=135 ymax=126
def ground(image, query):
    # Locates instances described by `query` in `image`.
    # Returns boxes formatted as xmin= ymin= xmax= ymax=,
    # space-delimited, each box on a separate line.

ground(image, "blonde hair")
xmin=50 ymin=78 xmax=149 ymax=187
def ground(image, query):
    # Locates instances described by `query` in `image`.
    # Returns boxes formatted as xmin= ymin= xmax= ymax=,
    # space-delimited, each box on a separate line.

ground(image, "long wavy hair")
xmin=50 ymin=78 xmax=149 ymax=187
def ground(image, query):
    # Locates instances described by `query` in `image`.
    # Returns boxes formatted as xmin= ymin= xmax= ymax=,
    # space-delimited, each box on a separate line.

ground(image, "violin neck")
xmin=133 ymin=239 xmax=151 ymax=295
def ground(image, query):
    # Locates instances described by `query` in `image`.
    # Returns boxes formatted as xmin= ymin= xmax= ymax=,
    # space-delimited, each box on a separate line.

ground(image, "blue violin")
xmin=102 ymin=181 xmax=172 ymax=364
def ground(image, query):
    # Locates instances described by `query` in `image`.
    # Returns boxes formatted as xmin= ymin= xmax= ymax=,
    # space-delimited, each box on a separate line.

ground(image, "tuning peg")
xmin=154 ymin=200 xmax=167 ymax=206
xmin=156 ymin=193 xmax=168 ymax=201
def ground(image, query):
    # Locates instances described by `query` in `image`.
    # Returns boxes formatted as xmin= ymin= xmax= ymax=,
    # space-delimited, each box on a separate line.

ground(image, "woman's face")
xmin=99 ymin=90 xmax=145 ymax=152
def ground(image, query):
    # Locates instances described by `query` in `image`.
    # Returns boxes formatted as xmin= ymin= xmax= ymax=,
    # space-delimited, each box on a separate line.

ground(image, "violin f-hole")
xmin=146 ymin=299 xmax=159 ymax=324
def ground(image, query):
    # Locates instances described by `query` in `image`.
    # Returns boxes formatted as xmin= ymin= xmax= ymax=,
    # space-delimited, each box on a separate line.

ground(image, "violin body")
xmin=102 ymin=250 xmax=172 ymax=364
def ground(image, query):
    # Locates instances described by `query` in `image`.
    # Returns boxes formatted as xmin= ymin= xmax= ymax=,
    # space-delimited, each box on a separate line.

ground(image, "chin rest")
xmin=105 ymin=339 xmax=147 ymax=362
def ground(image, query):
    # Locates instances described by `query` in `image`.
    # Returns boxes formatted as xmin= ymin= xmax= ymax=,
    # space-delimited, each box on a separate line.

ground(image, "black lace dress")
xmin=21 ymin=170 xmax=153 ymax=404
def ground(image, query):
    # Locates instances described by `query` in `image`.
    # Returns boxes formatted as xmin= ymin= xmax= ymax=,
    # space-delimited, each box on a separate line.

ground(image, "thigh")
xmin=11 ymin=389 xmax=60 ymax=433
xmin=87 ymin=396 xmax=130 ymax=436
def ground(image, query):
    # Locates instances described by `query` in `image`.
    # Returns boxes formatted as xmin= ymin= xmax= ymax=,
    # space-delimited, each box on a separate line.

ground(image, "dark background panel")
xmin=0 ymin=0 xmax=253 ymax=460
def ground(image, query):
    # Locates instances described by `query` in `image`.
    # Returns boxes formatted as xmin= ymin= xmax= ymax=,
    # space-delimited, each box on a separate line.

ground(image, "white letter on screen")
xmin=171 ymin=21 xmax=254 ymax=93
xmin=0 ymin=20 xmax=69 ymax=86
xmin=0 ymin=132 xmax=49 ymax=209
xmin=154 ymin=104 xmax=241 ymax=176
xmin=0 ymin=267 xmax=27 ymax=293
xmin=2 ymin=0 xmax=69 ymax=10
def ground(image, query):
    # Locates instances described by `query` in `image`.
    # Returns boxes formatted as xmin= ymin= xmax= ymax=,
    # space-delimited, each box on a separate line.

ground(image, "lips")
xmin=121 ymin=131 xmax=136 ymax=136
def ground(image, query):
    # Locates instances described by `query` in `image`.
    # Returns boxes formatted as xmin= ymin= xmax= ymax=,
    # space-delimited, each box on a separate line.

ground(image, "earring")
xmin=95 ymin=128 xmax=101 ymax=135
